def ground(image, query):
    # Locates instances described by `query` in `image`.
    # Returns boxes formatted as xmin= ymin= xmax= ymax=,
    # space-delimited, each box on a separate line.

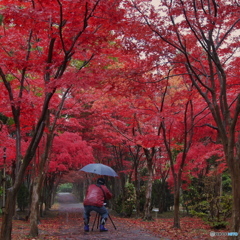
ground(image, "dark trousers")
xmin=84 ymin=205 xmax=108 ymax=221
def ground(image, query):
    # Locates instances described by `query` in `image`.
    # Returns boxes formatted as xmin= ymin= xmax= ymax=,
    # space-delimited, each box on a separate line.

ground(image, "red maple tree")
xmin=127 ymin=0 xmax=240 ymax=235
xmin=0 ymin=0 xmax=124 ymax=239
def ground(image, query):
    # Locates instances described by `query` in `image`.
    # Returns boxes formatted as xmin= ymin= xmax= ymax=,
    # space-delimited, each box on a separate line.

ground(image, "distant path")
xmin=55 ymin=192 xmax=84 ymax=212
xmin=54 ymin=192 xmax=166 ymax=240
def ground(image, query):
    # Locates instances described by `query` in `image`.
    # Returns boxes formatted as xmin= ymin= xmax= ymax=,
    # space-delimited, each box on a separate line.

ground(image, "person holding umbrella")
xmin=83 ymin=177 xmax=113 ymax=232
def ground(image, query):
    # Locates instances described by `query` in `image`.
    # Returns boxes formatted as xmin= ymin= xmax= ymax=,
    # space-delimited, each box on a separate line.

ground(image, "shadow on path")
xmin=53 ymin=192 xmax=167 ymax=240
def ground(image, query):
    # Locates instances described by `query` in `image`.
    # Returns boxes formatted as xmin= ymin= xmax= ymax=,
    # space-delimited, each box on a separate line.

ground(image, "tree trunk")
xmin=173 ymin=182 xmax=180 ymax=228
xmin=143 ymin=148 xmax=155 ymax=220
xmin=29 ymin=148 xmax=50 ymax=235
xmin=44 ymin=175 xmax=58 ymax=210
xmin=29 ymin=169 xmax=47 ymax=237
xmin=231 ymin=181 xmax=240 ymax=239
xmin=225 ymin=132 xmax=240 ymax=239
xmin=135 ymin=178 xmax=141 ymax=216
xmin=229 ymin=162 xmax=240 ymax=240
xmin=134 ymin=161 xmax=141 ymax=216
xmin=29 ymin=105 xmax=59 ymax=235
xmin=0 ymin=188 xmax=17 ymax=240
xmin=158 ymin=180 xmax=166 ymax=214
xmin=143 ymin=169 xmax=153 ymax=220
xmin=29 ymin=177 xmax=40 ymax=237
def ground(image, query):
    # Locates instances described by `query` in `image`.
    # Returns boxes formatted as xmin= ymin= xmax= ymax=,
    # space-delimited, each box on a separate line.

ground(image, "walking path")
xmin=53 ymin=192 xmax=167 ymax=240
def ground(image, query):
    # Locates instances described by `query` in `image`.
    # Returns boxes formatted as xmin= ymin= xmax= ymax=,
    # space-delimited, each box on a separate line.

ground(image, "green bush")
xmin=210 ymin=221 xmax=229 ymax=229
xmin=114 ymin=183 xmax=136 ymax=217
xmin=190 ymin=195 xmax=232 ymax=229
xmin=57 ymin=183 xmax=73 ymax=193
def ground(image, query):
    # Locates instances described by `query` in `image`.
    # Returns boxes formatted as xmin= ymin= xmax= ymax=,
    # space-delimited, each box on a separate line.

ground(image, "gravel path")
xmin=54 ymin=192 xmax=168 ymax=240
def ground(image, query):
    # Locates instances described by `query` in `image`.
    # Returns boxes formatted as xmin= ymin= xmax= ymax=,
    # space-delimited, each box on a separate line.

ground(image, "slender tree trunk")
xmin=158 ymin=180 xmax=166 ymax=214
xmin=29 ymin=150 xmax=49 ymax=235
xmin=29 ymin=170 xmax=47 ymax=235
xmin=133 ymin=157 xmax=141 ymax=216
xmin=173 ymin=181 xmax=181 ymax=228
xmin=135 ymin=172 xmax=141 ymax=216
xmin=143 ymin=168 xmax=153 ymax=220
xmin=129 ymin=145 xmax=142 ymax=216
xmin=143 ymin=148 xmax=155 ymax=220
xmin=29 ymin=177 xmax=40 ymax=237
xmin=44 ymin=175 xmax=58 ymax=210
xmin=39 ymin=199 xmax=44 ymax=217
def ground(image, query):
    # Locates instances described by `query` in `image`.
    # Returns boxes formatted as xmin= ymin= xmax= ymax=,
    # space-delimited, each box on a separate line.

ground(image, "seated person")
xmin=83 ymin=178 xmax=113 ymax=232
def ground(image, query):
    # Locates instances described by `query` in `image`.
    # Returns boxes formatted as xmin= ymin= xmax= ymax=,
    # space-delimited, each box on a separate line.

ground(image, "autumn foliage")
xmin=0 ymin=0 xmax=240 ymax=239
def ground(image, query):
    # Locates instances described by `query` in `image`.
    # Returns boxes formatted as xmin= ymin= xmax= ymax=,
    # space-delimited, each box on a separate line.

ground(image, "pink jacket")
xmin=83 ymin=184 xmax=112 ymax=207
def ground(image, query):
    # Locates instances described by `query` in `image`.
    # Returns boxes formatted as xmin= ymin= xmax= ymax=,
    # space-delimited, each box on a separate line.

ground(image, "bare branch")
xmin=77 ymin=54 xmax=95 ymax=72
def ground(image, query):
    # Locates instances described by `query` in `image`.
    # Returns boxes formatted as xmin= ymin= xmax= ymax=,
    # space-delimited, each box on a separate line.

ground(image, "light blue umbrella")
xmin=80 ymin=163 xmax=118 ymax=177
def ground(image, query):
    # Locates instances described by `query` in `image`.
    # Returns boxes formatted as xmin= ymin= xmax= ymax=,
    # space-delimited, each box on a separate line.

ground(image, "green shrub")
xmin=57 ymin=183 xmax=73 ymax=193
xmin=190 ymin=195 xmax=232 ymax=229
xmin=210 ymin=221 xmax=229 ymax=229
xmin=114 ymin=183 xmax=136 ymax=217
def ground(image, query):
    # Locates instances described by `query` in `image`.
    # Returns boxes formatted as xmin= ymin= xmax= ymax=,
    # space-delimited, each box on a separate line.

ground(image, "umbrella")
xmin=80 ymin=163 xmax=118 ymax=177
